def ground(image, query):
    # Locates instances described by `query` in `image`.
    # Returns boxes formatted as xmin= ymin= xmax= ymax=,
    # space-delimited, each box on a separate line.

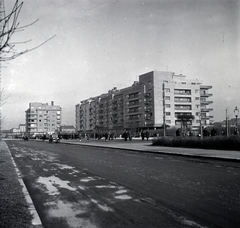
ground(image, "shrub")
xmin=152 ymin=136 xmax=240 ymax=151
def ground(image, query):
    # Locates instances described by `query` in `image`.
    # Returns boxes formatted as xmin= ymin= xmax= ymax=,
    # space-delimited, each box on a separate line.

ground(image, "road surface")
xmin=6 ymin=140 xmax=240 ymax=228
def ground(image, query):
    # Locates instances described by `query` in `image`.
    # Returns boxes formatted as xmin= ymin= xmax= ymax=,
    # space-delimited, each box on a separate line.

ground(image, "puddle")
xmin=56 ymin=164 xmax=76 ymax=170
xmin=80 ymin=177 xmax=99 ymax=182
xmin=115 ymin=189 xmax=127 ymax=194
xmin=96 ymin=185 xmax=116 ymax=189
xmin=31 ymin=157 xmax=41 ymax=161
xmin=91 ymin=199 xmax=113 ymax=212
xmin=47 ymin=200 xmax=97 ymax=228
xmin=115 ymin=195 xmax=132 ymax=200
xmin=78 ymin=185 xmax=87 ymax=190
xmin=37 ymin=176 xmax=77 ymax=195
xmin=14 ymin=154 xmax=24 ymax=158
xmin=54 ymin=164 xmax=80 ymax=174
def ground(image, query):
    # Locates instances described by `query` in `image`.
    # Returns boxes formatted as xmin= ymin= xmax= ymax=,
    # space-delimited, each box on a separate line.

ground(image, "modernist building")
xmin=26 ymin=101 xmax=62 ymax=135
xmin=75 ymin=71 xmax=213 ymax=135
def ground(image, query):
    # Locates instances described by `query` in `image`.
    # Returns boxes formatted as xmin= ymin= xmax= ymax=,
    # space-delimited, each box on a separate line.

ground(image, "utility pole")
xmin=162 ymin=82 xmax=166 ymax=137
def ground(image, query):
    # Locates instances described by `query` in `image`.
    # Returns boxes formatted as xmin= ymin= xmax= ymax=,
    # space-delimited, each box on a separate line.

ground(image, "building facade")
xmin=26 ymin=101 xmax=62 ymax=136
xmin=75 ymin=71 xmax=213 ymax=135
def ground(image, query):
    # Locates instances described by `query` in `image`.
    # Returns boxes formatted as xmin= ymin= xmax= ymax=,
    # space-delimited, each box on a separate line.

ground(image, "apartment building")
xmin=26 ymin=101 xmax=62 ymax=135
xmin=75 ymin=70 xmax=213 ymax=135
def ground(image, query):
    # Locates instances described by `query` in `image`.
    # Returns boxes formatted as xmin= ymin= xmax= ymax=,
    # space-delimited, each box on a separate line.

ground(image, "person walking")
xmin=146 ymin=130 xmax=150 ymax=141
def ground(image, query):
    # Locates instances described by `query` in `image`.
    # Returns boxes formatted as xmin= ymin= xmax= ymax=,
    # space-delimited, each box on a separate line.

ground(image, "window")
xmin=175 ymin=112 xmax=192 ymax=117
xmin=166 ymin=104 xmax=171 ymax=108
xmin=175 ymin=105 xmax=192 ymax=110
xmin=174 ymin=89 xmax=191 ymax=95
xmin=129 ymin=92 xmax=139 ymax=99
xmin=195 ymin=97 xmax=200 ymax=100
xmin=165 ymin=96 xmax=170 ymax=100
xmin=166 ymin=112 xmax=171 ymax=116
xmin=129 ymin=107 xmax=139 ymax=113
xmin=174 ymin=97 xmax=191 ymax=103
xmin=166 ymin=120 xmax=171 ymax=124
xmin=165 ymin=88 xmax=170 ymax=92
xmin=195 ymin=89 xmax=199 ymax=93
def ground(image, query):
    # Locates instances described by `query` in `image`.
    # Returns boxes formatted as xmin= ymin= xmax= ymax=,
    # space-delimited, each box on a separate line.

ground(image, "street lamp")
xmin=234 ymin=106 xmax=239 ymax=135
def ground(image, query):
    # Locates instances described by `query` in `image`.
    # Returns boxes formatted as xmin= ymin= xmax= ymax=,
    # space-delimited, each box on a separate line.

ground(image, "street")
xmin=6 ymin=140 xmax=240 ymax=228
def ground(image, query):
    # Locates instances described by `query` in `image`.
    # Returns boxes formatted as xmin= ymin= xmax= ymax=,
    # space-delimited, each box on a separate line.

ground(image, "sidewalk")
xmin=61 ymin=138 xmax=240 ymax=161
xmin=0 ymin=141 xmax=43 ymax=228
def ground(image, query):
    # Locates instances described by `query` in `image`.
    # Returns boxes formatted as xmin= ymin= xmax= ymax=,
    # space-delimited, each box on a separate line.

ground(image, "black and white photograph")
xmin=0 ymin=0 xmax=239 ymax=227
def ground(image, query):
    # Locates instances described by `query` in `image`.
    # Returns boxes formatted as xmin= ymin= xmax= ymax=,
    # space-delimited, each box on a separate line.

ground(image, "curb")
xmin=60 ymin=141 xmax=240 ymax=162
xmin=4 ymin=142 xmax=43 ymax=227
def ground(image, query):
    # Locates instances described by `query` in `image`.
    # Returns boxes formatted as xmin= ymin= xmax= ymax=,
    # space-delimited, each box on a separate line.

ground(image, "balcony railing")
xmin=200 ymin=93 xmax=213 ymax=97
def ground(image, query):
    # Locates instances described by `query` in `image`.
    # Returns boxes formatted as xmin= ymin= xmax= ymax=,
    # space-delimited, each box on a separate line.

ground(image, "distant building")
xmin=25 ymin=101 xmax=62 ymax=136
xmin=19 ymin=124 xmax=26 ymax=134
xmin=60 ymin=125 xmax=75 ymax=133
xmin=76 ymin=70 xmax=213 ymax=135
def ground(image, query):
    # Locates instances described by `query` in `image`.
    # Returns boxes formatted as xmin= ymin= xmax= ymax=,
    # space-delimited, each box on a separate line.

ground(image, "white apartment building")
xmin=76 ymin=71 xmax=213 ymax=135
xmin=26 ymin=101 xmax=62 ymax=135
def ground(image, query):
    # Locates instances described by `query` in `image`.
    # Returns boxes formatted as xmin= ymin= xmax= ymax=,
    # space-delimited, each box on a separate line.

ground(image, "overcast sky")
xmin=2 ymin=0 xmax=240 ymax=129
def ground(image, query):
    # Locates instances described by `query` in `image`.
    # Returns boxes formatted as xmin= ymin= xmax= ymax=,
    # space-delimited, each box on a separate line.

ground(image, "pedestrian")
xmin=146 ymin=130 xmax=150 ymax=141
xmin=105 ymin=132 xmax=108 ymax=141
xmin=122 ymin=131 xmax=128 ymax=141
xmin=141 ymin=131 xmax=145 ymax=140
xmin=176 ymin=128 xmax=180 ymax=137
xmin=211 ymin=128 xmax=217 ymax=136
xmin=128 ymin=131 xmax=132 ymax=141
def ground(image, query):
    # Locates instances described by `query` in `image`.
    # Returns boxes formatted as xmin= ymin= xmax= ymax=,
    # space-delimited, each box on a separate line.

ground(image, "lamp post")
xmin=234 ymin=106 xmax=239 ymax=135
xmin=199 ymin=111 xmax=203 ymax=139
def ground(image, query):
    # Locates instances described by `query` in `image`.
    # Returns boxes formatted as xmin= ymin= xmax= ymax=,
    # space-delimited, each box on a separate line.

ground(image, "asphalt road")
xmin=6 ymin=140 xmax=240 ymax=228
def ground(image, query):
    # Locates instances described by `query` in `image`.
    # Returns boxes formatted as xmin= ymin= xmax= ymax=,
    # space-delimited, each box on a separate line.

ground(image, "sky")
xmin=2 ymin=0 xmax=240 ymax=130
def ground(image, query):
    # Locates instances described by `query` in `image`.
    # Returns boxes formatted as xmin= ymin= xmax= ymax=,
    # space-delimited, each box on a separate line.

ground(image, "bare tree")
xmin=0 ymin=0 xmax=55 ymax=61
xmin=0 ymin=0 xmax=55 ymax=139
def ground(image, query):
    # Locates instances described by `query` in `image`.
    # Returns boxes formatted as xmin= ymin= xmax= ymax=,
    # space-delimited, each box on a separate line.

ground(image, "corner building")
xmin=75 ymin=71 xmax=213 ymax=135
xmin=26 ymin=101 xmax=62 ymax=136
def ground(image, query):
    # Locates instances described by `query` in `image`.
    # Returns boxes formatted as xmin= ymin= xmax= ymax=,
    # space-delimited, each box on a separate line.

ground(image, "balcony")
xmin=201 ymin=108 xmax=213 ymax=112
xmin=174 ymin=99 xmax=191 ymax=103
xmin=144 ymin=93 xmax=151 ymax=97
xmin=200 ymin=93 xmax=213 ymax=97
xmin=200 ymin=100 xmax=213 ymax=105
xmin=128 ymin=103 xmax=139 ymax=107
xmin=128 ymin=94 xmax=139 ymax=99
